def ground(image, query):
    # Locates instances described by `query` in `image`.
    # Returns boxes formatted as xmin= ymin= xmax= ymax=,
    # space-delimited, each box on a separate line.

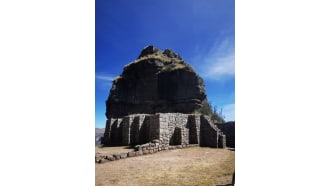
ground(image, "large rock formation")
xmin=106 ymin=46 xmax=206 ymax=119
xmin=102 ymin=46 xmax=227 ymax=149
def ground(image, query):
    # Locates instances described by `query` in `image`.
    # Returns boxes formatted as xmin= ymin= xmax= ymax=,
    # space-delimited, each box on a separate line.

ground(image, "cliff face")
xmin=106 ymin=46 xmax=206 ymax=118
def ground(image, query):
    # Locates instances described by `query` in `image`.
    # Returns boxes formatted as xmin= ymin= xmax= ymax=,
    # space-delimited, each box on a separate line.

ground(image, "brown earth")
xmin=95 ymin=146 xmax=235 ymax=186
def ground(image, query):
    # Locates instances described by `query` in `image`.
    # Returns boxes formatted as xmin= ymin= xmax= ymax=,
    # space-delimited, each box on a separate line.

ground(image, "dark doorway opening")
xmin=170 ymin=127 xmax=182 ymax=145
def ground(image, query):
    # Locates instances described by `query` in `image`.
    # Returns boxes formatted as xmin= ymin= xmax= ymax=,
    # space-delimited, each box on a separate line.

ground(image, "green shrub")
xmin=199 ymin=100 xmax=225 ymax=123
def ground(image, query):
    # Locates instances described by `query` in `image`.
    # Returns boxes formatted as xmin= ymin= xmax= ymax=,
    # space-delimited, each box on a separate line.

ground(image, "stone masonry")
xmin=215 ymin=121 xmax=235 ymax=148
xmin=103 ymin=113 xmax=226 ymax=148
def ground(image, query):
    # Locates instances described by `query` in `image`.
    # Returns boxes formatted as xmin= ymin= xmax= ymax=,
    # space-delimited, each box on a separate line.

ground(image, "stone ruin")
xmin=216 ymin=121 xmax=235 ymax=148
xmin=98 ymin=46 xmax=228 ymax=162
xmin=103 ymin=113 xmax=226 ymax=148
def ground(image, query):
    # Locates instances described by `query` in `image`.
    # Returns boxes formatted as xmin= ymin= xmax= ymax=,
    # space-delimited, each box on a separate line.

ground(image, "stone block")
xmin=120 ymin=153 xmax=127 ymax=159
xmin=128 ymin=152 xmax=136 ymax=157
xmin=106 ymin=155 xmax=115 ymax=161
xmin=113 ymin=154 xmax=121 ymax=160
xmin=143 ymin=150 xmax=149 ymax=155
xmin=96 ymin=159 xmax=103 ymax=163
xmin=136 ymin=151 xmax=143 ymax=156
xmin=134 ymin=145 xmax=141 ymax=151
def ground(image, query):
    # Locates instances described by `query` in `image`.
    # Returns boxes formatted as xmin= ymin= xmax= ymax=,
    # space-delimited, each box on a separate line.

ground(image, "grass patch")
xmin=160 ymin=63 xmax=195 ymax=73
xmin=134 ymin=54 xmax=184 ymax=64
xmin=123 ymin=54 xmax=185 ymax=71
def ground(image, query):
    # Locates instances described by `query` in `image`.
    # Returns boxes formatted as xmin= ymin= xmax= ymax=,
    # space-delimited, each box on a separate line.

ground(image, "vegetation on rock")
xmin=199 ymin=100 xmax=225 ymax=123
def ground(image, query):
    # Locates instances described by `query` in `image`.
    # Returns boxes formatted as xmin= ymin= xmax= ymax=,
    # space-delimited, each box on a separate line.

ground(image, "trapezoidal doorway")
xmin=170 ymin=127 xmax=182 ymax=145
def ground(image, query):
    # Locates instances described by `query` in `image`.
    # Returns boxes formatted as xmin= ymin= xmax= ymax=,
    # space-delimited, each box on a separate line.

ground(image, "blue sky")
xmin=95 ymin=0 xmax=235 ymax=128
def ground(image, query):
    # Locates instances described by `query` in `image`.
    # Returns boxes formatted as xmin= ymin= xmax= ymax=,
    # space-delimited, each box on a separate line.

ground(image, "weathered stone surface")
xmin=138 ymin=45 xmax=163 ymax=59
xmin=200 ymin=115 xmax=225 ymax=148
xmin=215 ymin=121 xmax=235 ymax=148
xmin=105 ymin=46 xmax=206 ymax=119
xmin=103 ymin=113 xmax=225 ymax=148
xmin=136 ymin=151 xmax=143 ymax=156
xmin=152 ymin=139 xmax=160 ymax=143
xmin=106 ymin=156 xmax=115 ymax=161
xmin=163 ymin=48 xmax=182 ymax=59
xmin=120 ymin=153 xmax=127 ymax=159
xmin=134 ymin=145 xmax=141 ymax=151
xmin=128 ymin=152 xmax=136 ymax=157
xmin=176 ymin=145 xmax=182 ymax=149
xmin=113 ymin=154 xmax=121 ymax=160
xmin=96 ymin=159 xmax=103 ymax=164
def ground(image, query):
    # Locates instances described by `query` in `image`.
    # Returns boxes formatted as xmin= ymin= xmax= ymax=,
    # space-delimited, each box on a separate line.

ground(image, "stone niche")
xmin=103 ymin=113 xmax=226 ymax=148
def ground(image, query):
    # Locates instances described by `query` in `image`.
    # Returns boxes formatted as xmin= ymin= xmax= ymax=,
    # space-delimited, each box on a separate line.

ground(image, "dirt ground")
xmin=95 ymin=146 xmax=235 ymax=186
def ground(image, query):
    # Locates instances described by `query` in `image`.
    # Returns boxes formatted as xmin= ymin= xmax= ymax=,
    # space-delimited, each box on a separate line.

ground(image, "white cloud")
xmin=95 ymin=73 xmax=114 ymax=89
xmin=95 ymin=74 xmax=114 ymax=81
xmin=222 ymin=103 xmax=235 ymax=122
xmin=195 ymin=38 xmax=235 ymax=80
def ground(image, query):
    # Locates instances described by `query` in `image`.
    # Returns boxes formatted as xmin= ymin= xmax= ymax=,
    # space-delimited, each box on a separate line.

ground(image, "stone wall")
xmin=200 ymin=115 xmax=220 ymax=148
xmin=103 ymin=113 xmax=226 ymax=148
xmin=158 ymin=113 xmax=190 ymax=146
xmin=187 ymin=115 xmax=200 ymax=144
xmin=96 ymin=141 xmax=200 ymax=163
xmin=216 ymin=121 xmax=235 ymax=148
xmin=102 ymin=118 xmax=116 ymax=145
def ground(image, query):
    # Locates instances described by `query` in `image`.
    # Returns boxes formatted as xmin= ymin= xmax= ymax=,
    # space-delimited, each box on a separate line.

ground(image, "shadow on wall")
xmin=103 ymin=113 xmax=225 ymax=148
xmin=169 ymin=127 xmax=182 ymax=145
xmin=215 ymin=121 xmax=235 ymax=148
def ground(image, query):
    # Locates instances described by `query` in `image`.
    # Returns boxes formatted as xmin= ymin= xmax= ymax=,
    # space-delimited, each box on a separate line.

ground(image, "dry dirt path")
xmin=96 ymin=146 xmax=234 ymax=186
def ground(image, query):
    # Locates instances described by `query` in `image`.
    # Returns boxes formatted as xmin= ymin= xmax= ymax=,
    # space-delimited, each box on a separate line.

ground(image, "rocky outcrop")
xmin=106 ymin=46 xmax=206 ymax=118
